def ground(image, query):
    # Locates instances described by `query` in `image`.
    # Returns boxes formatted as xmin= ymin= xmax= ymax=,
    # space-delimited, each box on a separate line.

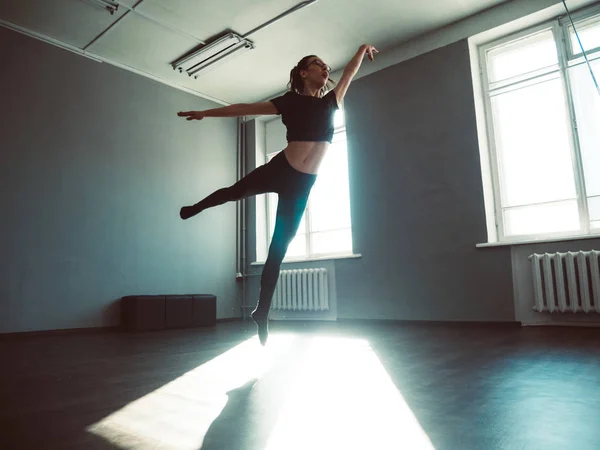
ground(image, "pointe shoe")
xmin=180 ymin=205 xmax=197 ymax=220
xmin=251 ymin=310 xmax=269 ymax=346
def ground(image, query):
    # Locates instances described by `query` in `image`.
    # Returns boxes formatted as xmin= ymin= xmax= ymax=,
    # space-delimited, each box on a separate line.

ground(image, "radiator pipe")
xmin=241 ymin=0 xmax=319 ymax=39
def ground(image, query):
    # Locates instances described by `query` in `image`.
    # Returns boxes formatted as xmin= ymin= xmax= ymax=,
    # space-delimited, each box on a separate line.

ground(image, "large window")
xmin=478 ymin=5 xmax=600 ymax=242
xmin=263 ymin=107 xmax=353 ymax=261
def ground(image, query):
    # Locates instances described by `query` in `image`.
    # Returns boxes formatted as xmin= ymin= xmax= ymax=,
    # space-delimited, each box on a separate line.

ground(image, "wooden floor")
xmin=1 ymin=320 xmax=600 ymax=450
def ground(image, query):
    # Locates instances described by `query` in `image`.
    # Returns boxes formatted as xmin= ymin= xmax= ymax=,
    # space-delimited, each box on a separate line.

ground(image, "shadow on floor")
xmin=200 ymin=378 xmax=262 ymax=450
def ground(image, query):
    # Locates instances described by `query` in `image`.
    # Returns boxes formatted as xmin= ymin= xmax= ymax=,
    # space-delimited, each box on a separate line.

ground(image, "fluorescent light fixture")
xmin=172 ymin=32 xmax=254 ymax=78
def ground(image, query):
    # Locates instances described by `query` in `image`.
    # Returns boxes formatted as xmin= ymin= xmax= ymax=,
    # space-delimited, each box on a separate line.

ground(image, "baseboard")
xmin=0 ymin=326 xmax=120 ymax=340
xmin=216 ymin=317 xmax=243 ymax=323
xmin=522 ymin=321 xmax=600 ymax=328
xmin=0 ymin=317 xmax=243 ymax=340
xmin=335 ymin=319 xmax=522 ymax=328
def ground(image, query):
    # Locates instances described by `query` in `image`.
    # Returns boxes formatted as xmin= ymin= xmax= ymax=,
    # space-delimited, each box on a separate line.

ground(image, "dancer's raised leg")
xmin=181 ymin=161 xmax=279 ymax=219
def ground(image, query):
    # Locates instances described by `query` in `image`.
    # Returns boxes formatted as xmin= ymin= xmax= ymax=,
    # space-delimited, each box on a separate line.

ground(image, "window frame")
xmin=477 ymin=6 xmax=600 ymax=243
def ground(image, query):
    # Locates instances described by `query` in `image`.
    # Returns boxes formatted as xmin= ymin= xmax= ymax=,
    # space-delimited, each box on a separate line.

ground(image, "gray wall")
xmin=336 ymin=39 xmax=514 ymax=321
xmin=0 ymin=28 xmax=240 ymax=333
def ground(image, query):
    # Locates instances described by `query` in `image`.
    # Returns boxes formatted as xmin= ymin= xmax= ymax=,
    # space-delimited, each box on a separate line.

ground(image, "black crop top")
xmin=269 ymin=90 xmax=339 ymax=143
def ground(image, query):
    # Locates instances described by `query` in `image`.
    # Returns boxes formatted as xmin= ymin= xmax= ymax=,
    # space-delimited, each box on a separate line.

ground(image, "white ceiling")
xmin=0 ymin=0 xmax=509 ymax=104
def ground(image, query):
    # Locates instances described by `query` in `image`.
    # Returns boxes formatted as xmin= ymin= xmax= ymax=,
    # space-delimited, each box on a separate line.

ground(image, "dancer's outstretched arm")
xmin=177 ymin=101 xmax=277 ymax=121
xmin=333 ymin=44 xmax=379 ymax=105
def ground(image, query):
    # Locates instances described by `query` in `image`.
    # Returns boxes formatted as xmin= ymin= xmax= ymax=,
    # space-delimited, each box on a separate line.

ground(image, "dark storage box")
xmin=165 ymin=295 xmax=194 ymax=329
xmin=121 ymin=295 xmax=166 ymax=331
xmin=192 ymin=294 xmax=217 ymax=327
xmin=121 ymin=294 xmax=216 ymax=331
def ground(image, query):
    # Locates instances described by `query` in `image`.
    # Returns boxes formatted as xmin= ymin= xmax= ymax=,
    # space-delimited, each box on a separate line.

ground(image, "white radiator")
xmin=272 ymin=268 xmax=329 ymax=311
xmin=529 ymin=251 xmax=600 ymax=313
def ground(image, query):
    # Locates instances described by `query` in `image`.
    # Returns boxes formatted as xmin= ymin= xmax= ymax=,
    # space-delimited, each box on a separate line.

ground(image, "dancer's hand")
xmin=362 ymin=44 xmax=379 ymax=61
xmin=177 ymin=111 xmax=206 ymax=121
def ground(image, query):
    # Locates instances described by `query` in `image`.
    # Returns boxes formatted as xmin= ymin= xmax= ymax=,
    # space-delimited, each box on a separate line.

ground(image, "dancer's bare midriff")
xmin=283 ymin=141 xmax=330 ymax=175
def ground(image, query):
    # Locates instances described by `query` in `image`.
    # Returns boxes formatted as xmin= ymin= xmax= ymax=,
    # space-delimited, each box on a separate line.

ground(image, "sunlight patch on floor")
xmin=87 ymin=335 xmax=292 ymax=450
xmin=264 ymin=335 xmax=435 ymax=450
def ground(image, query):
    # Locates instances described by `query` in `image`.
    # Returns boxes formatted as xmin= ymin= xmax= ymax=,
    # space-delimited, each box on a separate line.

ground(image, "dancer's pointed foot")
xmin=180 ymin=205 xmax=201 ymax=220
xmin=251 ymin=310 xmax=269 ymax=346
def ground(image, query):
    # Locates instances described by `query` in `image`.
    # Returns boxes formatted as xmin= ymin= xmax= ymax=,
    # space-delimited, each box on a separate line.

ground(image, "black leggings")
xmin=192 ymin=150 xmax=317 ymax=315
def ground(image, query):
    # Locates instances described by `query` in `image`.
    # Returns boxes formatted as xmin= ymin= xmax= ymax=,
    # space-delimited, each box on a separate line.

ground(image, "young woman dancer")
xmin=178 ymin=44 xmax=378 ymax=345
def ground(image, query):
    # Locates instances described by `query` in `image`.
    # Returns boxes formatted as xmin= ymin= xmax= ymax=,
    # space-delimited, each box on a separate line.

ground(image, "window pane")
xmin=503 ymin=200 xmax=580 ymax=236
xmin=268 ymin=193 xmax=276 ymax=232
xmin=591 ymin=221 xmax=600 ymax=229
xmin=569 ymin=16 xmax=600 ymax=55
xmin=333 ymin=107 xmax=344 ymax=128
xmin=285 ymin=233 xmax=307 ymax=258
xmin=309 ymin=136 xmax=352 ymax=232
xmin=588 ymin=196 xmax=600 ymax=222
xmin=311 ymin=229 xmax=352 ymax=255
xmin=487 ymin=30 xmax=558 ymax=83
xmin=569 ymin=60 xmax=600 ymax=197
xmin=491 ymin=77 xmax=577 ymax=207
xmin=267 ymin=192 xmax=278 ymax=235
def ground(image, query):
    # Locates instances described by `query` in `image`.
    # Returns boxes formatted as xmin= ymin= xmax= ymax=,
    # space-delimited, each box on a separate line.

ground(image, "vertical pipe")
xmin=241 ymin=119 xmax=247 ymax=319
xmin=236 ymin=118 xmax=243 ymax=318
xmin=236 ymin=118 xmax=241 ymax=278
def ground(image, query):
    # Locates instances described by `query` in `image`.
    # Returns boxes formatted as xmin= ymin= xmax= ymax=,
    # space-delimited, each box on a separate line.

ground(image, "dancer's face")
xmin=300 ymin=56 xmax=331 ymax=89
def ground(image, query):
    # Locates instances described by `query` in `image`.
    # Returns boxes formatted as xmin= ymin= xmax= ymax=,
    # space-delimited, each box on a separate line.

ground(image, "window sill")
xmin=477 ymin=233 xmax=600 ymax=248
xmin=251 ymin=253 xmax=362 ymax=266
